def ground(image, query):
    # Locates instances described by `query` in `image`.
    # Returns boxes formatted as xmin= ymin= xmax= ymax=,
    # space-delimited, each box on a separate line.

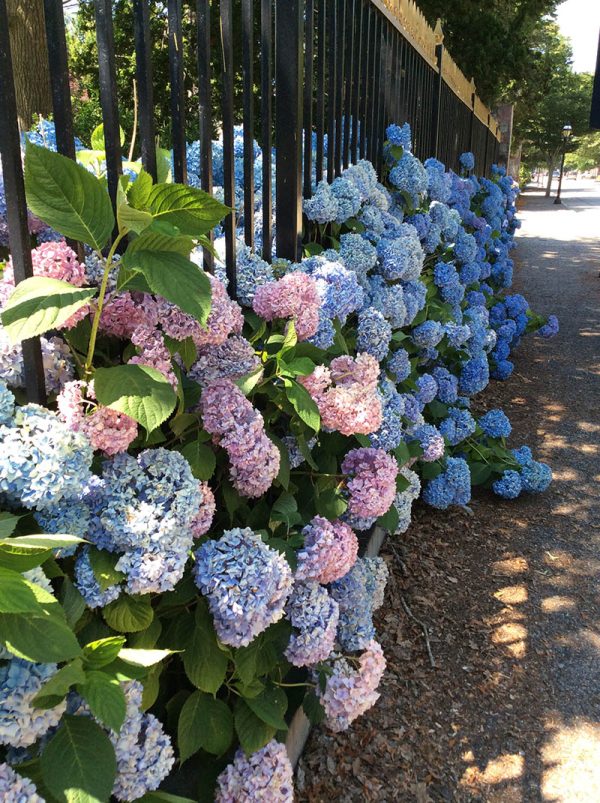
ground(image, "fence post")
xmin=134 ymin=0 xmax=158 ymax=181
xmin=483 ymin=114 xmax=490 ymax=176
xmin=43 ymin=0 xmax=76 ymax=160
xmin=276 ymin=0 xmax=303 ymax=262
xmin=431 ymin=19 xmax=443 ymax=160
xmin=0 ymin=0 xmax=46 ymax=404
xmin=94 ymin=0 xmax=122 ymax=216
xmin=168 ymin=0 xmax=187 ymax=184
xmin=468 ymin=78 xmax=476 ymax=154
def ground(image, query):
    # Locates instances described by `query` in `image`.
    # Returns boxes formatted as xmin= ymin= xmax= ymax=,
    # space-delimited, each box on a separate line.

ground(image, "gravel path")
xmin=298 ymin=180 xmax=600 ymax=802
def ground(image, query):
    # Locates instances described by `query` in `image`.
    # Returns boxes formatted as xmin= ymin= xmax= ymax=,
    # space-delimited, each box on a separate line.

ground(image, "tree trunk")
xmin=7 ymin=0 xmax=52 ymax=131
xmin=544 ymin=159 xmax=555 ymax=197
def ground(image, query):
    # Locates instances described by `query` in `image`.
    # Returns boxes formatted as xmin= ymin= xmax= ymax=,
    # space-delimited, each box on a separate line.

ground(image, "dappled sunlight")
xmin=494 ymin=585 xmax=528 ymax=605
xmin=542 ymin=717 xmax=600 ymax=802
xmin=541 ymin=595 xmax=576 ymax=613
xmin=491 ymin=556 xmax=529 ymax=575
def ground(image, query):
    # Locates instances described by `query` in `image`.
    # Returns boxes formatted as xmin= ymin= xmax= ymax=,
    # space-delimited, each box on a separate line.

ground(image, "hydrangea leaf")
xmin=78 ymin=671 xmax=127 ymax=732
xmin=302 ymin=690 xmax=326 ymax=725
xmin=118 ymin=648 xmax=174 ymax=667
xmin=234 ymin=699 xmax=276 ymax=755
xmin=0 ymin=566 xmax=45 ymax=614
xmin=183 ymin=602 xmax=228 ymax=694
xmin=178 ymin=690 xmax=233 ymax=762
xmin=177 ymin=440 xmax=216 ymax=481
xmin=82 ymin=636 xmax=127 ymax=669
xmin=94 ymin=364 xmax=177 ymax=433
xmin=127 ymin=168 xmax=154 ymax=209
xmin=0 ymin=511 xmax=21 ymax=538
xmin=40 ymin=715 xmax=116 ymax=803
xmin=121 ymin=249 xmax=212 ymax=325
xmin=282 ymin=379 xmax=320 ymax=432
xmin=244 ymin=685 xmax=288 ymax=731
xmin=0 ymin=542 xmax=52 ymax=572
xmin=102 ymin=595 xmax=154 ymax=633
xmin=1 ymin=277 xmax=95 ymax=343
xmin=146 ymin=183 xmax=229 ymax=237
xmin=87 ymin=548 xmax=126 ymax=592
xmin=0 ymin=534 xmax=87 ymax=551
xmin=0 ymin=611 xmax=81 ymax=663
xmin=138 ymin=793 xmax=197 ymax=803
xmin=25 ymin=140 xmax=115 ymax=250
xmin=32 ymin=659 xmax=86 ymax=709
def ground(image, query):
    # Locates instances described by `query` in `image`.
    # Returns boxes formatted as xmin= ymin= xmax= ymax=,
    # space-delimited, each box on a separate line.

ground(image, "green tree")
xmin=416 ymin=0 xmax=559 ymax=106
xmin=564 ymin=131 xmax=600 ymax=171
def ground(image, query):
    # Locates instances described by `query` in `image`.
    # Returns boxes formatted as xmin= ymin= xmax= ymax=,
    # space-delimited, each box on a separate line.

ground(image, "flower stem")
xmin=84 ymin=232 xmax=126 ymax=379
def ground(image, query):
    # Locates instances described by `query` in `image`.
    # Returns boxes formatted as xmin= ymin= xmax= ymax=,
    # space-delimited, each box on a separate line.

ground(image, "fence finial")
xmin=434 ymin=18 xmax=444 ymax=45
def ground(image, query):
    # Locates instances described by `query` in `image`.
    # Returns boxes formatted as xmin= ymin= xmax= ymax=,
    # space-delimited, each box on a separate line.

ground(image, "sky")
xmin=556 ymin=0 xmax=600 ymax=73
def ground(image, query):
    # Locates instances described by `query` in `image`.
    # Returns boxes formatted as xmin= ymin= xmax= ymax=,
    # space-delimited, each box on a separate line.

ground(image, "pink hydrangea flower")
xmin=215 ymin=740 xmax=294 ymax=802
xmin=252 ymin=272 xmax=320 ymax=340
xmin=99 ymin=292 xmax=159 ymax=338
xmin=190 ymin=481 xmax=216 ymax=537
xmin=295 ymin=516 xmax=359 ymax=584
xmin=193 ymin=274 xmax=244 ymax=348
xmin=341 ymin=447 xmax=398 ymax=520
xmin=317 ymin=640 xmax=386 ymax=732
xmin=300 ymin=352 xmax=382 ymax=435
xmin=57 ymin=380 xmax=137 ymax=455
xmin=129 ymin=325 xmax=178 ymax=388
xmin=3 ymin=240 xmax=86 ymax=286
xmin=200 ymin=378 xmax=279 ymax=498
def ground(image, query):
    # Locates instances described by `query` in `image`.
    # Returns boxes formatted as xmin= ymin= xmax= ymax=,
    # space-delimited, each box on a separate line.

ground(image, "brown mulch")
xmin=297 ymin=188 xmax=600 ymax=802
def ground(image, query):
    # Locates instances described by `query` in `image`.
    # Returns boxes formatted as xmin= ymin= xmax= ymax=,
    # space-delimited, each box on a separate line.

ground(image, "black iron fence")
xmin=0 ymin=0 xmax=501 ymax=402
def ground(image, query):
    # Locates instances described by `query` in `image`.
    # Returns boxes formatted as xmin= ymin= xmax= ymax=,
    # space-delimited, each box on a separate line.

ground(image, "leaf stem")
xmin=84 ymin=233 xmax=126 ymax=379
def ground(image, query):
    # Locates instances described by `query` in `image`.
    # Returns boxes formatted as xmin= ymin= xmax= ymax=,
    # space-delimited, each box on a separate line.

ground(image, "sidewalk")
xmin=298 ymin=181 xmax=600 ymax=802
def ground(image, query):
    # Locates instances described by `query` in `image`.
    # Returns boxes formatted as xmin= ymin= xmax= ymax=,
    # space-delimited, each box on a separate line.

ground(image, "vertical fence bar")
xmin=221 ymin=0 xmax=237 ymax=292
xmin=303 ymin=0 xmax=315 ymax=198
xmin=276 ymin=0 xmax=303 ymax=261
xmin=483 ymin=114 xmax=490 ymax=177
xmin=350 ymin=0 xmax=362 ymax=163
xmin=326 ymin=0 xmax=337 ymax=182
xmin=260 ymin=0 xmax=272 ymax=261
xmin=168 ymin=0 xmax=186 ymax=184
xmin=197 ymin=0 xmax=214 ymax=271
xmin=334 ymin=0 xmax=345 ymax=176
xmin=43 ymin=0 xmax=76 ymax=159
xmin=0 ymin=0 xmax=46 ymax=404
xmin=366 ymin=6 xmax=377 ymax=162
xmin=359 ymin=1 xmax=370 ymax=158
xmin=376 ymin=18 xmax=388 ymax=173
xmin=133 ymin=0 xmax=157 ymax=180
xmin=315 ymin=0 xmax=326 ymax=184
xmin=94 ymin=0 xmax=122 ymax=215
xmin=342 ymin=0 xmax=354 ymax=169
xmin=242 ymin=0 xmax=255 ymax=247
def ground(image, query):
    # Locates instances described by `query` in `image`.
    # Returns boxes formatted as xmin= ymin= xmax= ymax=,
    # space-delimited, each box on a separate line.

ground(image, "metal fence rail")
xmin=0 ymin=0 xmax=501 ymax=403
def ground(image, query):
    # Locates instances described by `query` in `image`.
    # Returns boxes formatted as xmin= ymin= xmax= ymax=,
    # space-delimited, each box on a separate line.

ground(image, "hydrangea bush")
xmin=0 ymin=119 xmax=557 ymax=801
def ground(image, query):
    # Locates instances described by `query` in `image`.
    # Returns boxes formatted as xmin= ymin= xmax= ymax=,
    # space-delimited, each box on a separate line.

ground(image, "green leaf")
xmin=141 ymin=664 xmax=161 ymax=710
xmin=0 ymin=543 xmax=51 ymax=572
xmin=87 ymin=548 xmax=126 ymax=592
xmin=178 ymin=690 xmax=233 ymax=762
xmin=139 ymin=793 xmax=196 ymax=803
xmin=377 ymin=504 xmax=399 ymax=532
xmin=118 ymin=647 xmax=173 ymax=667
xmin=127 ymin=168 xmax=154 ymax=209
xmin=79 ymin=671 xmax=127 ymax=732
xmin=0 ymin=534 xmax=86 ymax=551
xmin=0 ymin=612 xmax=81 ymax=663
xmin=244 ymin=685 xmax=288 ymax=730
xmin=25 ymin=140 xmax=114 ymax=250
xmin=32 ymin=659 xmax=86 ymax=709
xmin=178 ymin=440 xmax=216 ymax=481
xmin=40 ymin=715 xmax=116 ymax=803
xmin=283 ymin=379 xmax=320 ymax=432
xmin=469 ymin=461 xmax=493 ymax=485
xmin=82 ymin=636 xmax=127 ymax=669
xmin=270 ymin=493 xmax=301 ymax=528
xmin=117 ymin=202 xmax=154 ymax=235
xmin=0 ymin=566 xmax=44 ymax=614
xmin=281 ymin=320 xmax=298 ymax=353
xmin=146 ymin=183 xmax=229 ymax=236
xmin=102 ymin=595 xmax=154 ymax=633
xmin=234 ymin=364 xmax=264 ymax=396
xmin=281 ymin=357 xmax=316 ymax=377
xmin=421 ymin=462 xmax=443 ymax=480
xmin=0 ymin=511 xmax=21 ymax=538
xmin=183 ymin=602 xmax=228 ymax=694
xmin=60 ymin=578 xmax=87 ymax=629
xmin=91 ymin=122 xmax=125 ymax=150
xmin=234 ymin=699 xmax=276 ymax=755
xmin=315 ymin=488 xmax=347 ymax=519
xmin=302 ymin=690 xmax=326 ymax=725
xmin=125 ymin=229 xmax=195 ymax=258
xmin=94 ymin=364 xmax=177 ymax=433
xmin=122 ymin=249 xmax=212 ymax=326
xmin=0 ymin=277 xmax=95 ymax=343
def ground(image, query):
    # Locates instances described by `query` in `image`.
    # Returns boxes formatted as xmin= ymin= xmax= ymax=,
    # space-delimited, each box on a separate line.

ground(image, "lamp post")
xmin=554 ymin=124 xmax=573 ymax=205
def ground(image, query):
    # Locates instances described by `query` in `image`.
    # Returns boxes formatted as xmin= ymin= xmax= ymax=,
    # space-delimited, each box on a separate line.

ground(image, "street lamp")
xmin=554 ymin=124 xmax=573 ymax=205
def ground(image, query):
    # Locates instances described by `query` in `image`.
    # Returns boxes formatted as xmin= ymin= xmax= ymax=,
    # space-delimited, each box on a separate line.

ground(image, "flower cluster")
xmin=285 ymin=581 xmax=339 ymax=666
xmin=0 ymin=763 xmax=44 ymax=802
xmin=253 ymin=271 xmax=321 ymax=340
xmin=422 ymin=457 xmax=472 ymax=509
xmin=331 ymin=557 xmax=389 ymax=650
xmin=215 ymin=740 xmax=294 ymax=802
xmin=341 ymin=448 xmax=398 ymax=528
xmin=0 ymin=659 xmax=66 ymax=748
xmin=194 ymin=528 xmax=293 ymax=647
xmin=295 ymin=516 xmax=358 ymax=584
xmin=200 ymin=378 xmax=280 ymax=497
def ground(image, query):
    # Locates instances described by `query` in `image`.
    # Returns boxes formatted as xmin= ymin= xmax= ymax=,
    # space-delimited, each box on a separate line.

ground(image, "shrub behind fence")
xmin=0 ymin=0 xmax=501 ymax=403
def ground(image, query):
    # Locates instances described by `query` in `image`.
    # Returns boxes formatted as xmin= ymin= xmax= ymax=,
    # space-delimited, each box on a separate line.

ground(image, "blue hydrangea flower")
xmin=439 ymin=407 xmax=477 ymax=446
xmin=302 ymin=256 xmax=364 ymax=323
xmin=411 ymin=320 xmax=444 ymax=349
xmin=386 ymin=122 xmax=412 ymax=150
xmin=0 ymin=404 xmax=92 ymax=512
xmin=416 ymin=373 xmax=438 ymax=405
xmin=444 ymin=322 xmax=471 ymax=349
xmin=339 ymin=232 xmax=378 ymax=278
xmin=235 ymin=244 xmax=274 ymax=306
xmin=422 ymin=457 xmax=471 ymax=509
xmin=303 ymin=180 xmax=338 ymax=224
xmin=377 ymin=226 xmax=424 ymax=282
xmin=537 ymin=315 xmax=559 ymax=338
xmin=331 ymin=177 xmax=362 ymax=223
xmin=0 ymin=380 xmax=14 ymax=425
xmin=491 ymin=358 xmax=514 ymax=380
xmin=459 ymin=152 xmax=475 ymax=171
xmin=364 ymin=275 xmax=407 ymax=329
xmin=402 ymin=280 xmax=427 ymax=325
xmin=454 ymin=227 xmax=478 ymax=264
xmin=34 ymin=500 xmax=90 ymax=558
xmin=74 ymin=547 xmax=123 ymax=609
xmin=0 ymin=659 xmax=66 ymax=748
xmin=492 ymin=470 xmax=522 ymax=499
xmin=388 ymin=152 xmax=428 ymax=207
xmin=504 ymin=293 xmax=529 ymax=318
xmin=194 ymin=528 xmax=293 ymax=647
xmin=387 ymin=348 xmax=411 ymax=383
xmin=0 ymin=762 xmax=44 ymax=801
xmin=285 ymin=582 xmax=339 ymax=667
xmin=521 ymin=461 xmax=552 ymax=493
xmin=369 ymin=379 xmax=405 ymax=451
xmin=431 ymin=367 xmax=458 ymax=403
xmin=459 ymin=353 xmax=490 ymax=395
xmin=357 ymin=307 xmax=392 ymax=361
xmin=512 ymin=445 xmax=533 ymax=465
xmin=330 ymin=557 xmax=388 ymax=651
xmin=479 ymin=409 xmax=512 ymax=439
xmin=410 ymin=423 xmax=445 ymax=462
